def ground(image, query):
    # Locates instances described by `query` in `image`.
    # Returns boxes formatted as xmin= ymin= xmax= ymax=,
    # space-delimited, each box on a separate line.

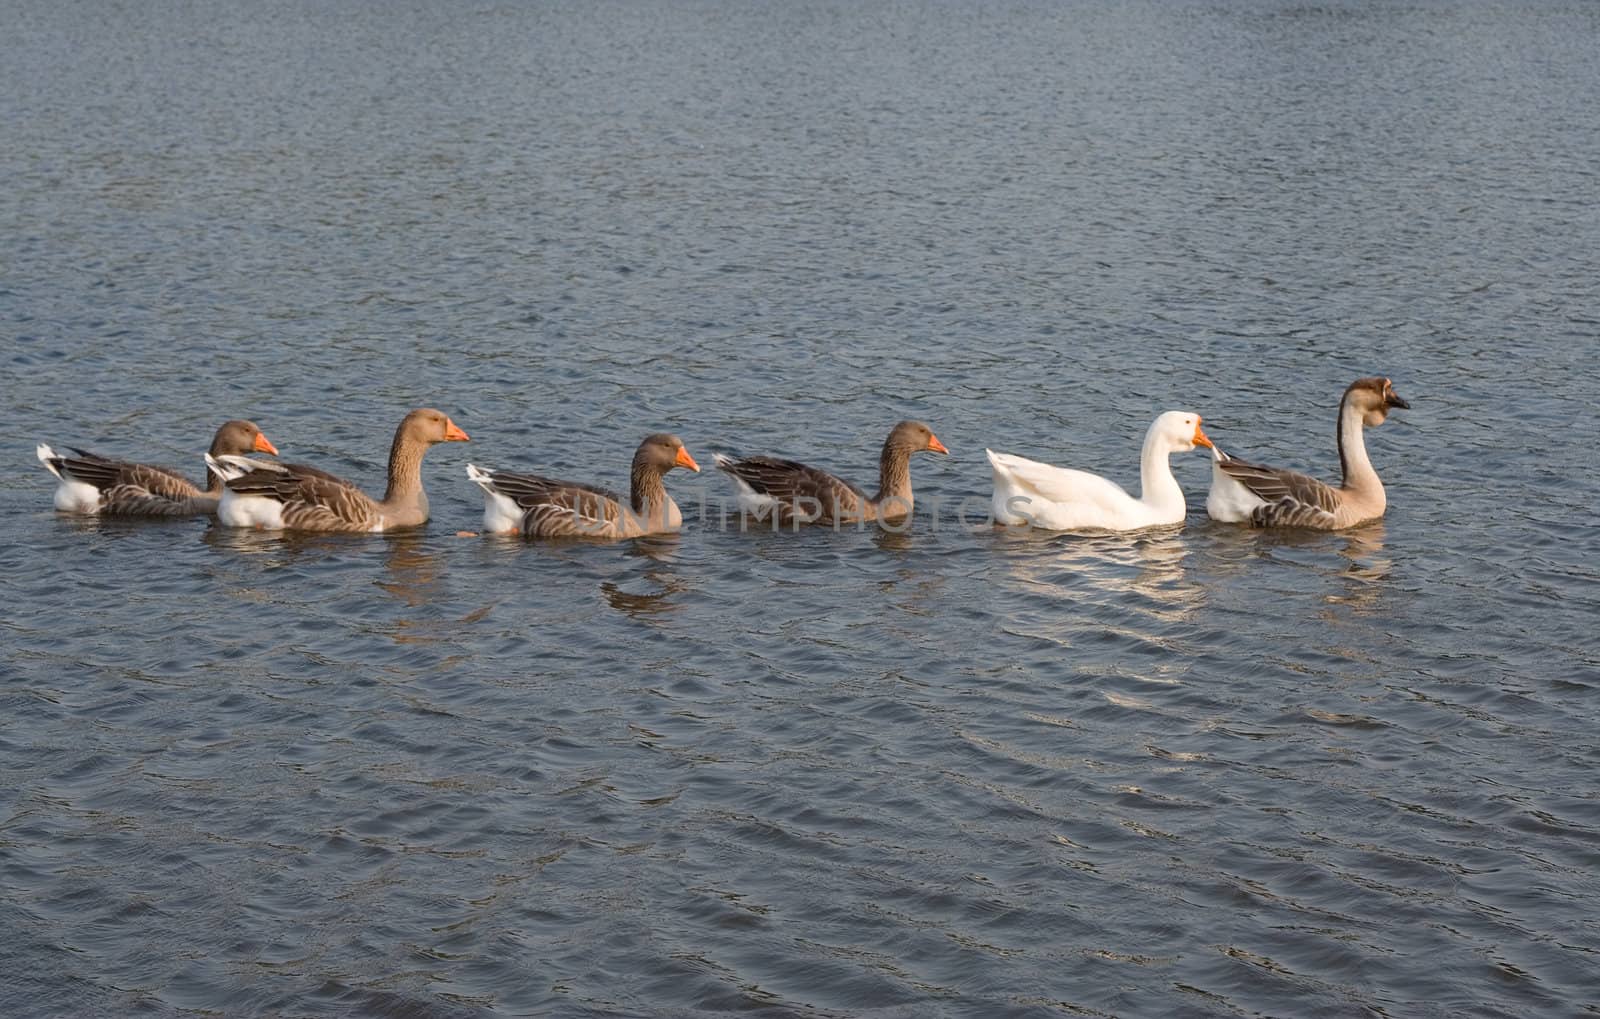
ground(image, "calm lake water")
xmin=4 ymin=1 xmax=1599 ymax=1016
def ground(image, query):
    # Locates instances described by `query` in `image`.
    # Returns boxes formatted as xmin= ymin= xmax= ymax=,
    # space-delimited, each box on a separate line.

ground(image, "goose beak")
xmin=1193 ymin=423 xmax=1214 ymax=449
xmin=675 ymin=447 xmax=701 ymax=472
xmin=927 ymin=434 xmax=950 ymax=455
xmin=253 ymin=433 xmax=279 ymax=456
xmin=1387 ymin=391 xmax=1410 ymax=410
xmin=444 ymin=419 xmax=470 ymax=442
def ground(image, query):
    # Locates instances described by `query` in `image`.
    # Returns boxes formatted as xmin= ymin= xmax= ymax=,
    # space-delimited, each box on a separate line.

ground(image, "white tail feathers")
xmin=464 ymin=463 xmax=526 ymax=533
xmin=36 ymin=444 xmax=63 ymax=478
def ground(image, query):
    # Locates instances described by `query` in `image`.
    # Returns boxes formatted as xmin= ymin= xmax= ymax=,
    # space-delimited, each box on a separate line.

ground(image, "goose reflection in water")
xmin=601 ymin=576 xmax=689 ymax=617
xmin=381 ymin=535 xmax=495 ymax=646
xmin=200 ymin=527 xmax=470 ymax=645
xmin=376 ymin=533 xmax=442 ymax=608
xmin=1227 ymin=521 xmax=1392 ymax=599
xmin=1201 ymin=519 xmax=1393 ymax=620
xmin=872 ymin=527 xmax=915 ymax=554
xmin=998 ymin=527 xmax=1204 ymax=617
xmin=202 ymin=522 xmax=385 ymax=564
xmin=994 ymin=528 xmax=1205 ymax=681
xmin=201 ymin=520 xmax=286 ymax=557
xmin=1326 ymin=522 xmax=1392 ymax=613
xmin=1335 ymin=522 xmax=1389 ymax=577
xmin=602 ymin=534 xmax=691 ymax=619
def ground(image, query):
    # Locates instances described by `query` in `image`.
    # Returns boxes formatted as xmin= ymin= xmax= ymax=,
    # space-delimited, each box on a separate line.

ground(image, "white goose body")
xmin=224 ymin=495 xmax=291 ymax=530
xmin=1205 ymin=447 xmax=1265 ymax=523
xmin=217 ymin=490 xmax=294 ymax=530
xmin=37 ymin=449 xmax=105 ymax=514
xmin=208 ymin=456 xmax=295 ymax=530
xmin=467 ymin=465 xmax=528 ymax=533
xmin=987 ymin=411 xmax=1213 ymax=532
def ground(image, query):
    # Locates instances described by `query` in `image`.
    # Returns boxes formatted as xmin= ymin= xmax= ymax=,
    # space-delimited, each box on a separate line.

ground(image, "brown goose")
xmin=208 ymin=408 xmax=468 ymax=532
xmin=713 ymin=420 xmax=949 ymax=525
xmin=1206 ymin=377 xmax=1410 ymax=529
xmin=37 ymin=420 xmax=278 ymax=517
xmin=467 ymin=433 xmax=700 ymax=539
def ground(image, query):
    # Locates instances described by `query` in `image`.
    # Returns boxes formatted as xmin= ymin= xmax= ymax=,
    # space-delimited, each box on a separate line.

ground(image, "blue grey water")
xmin=3 ymin=1 xmax=1598 ymax=1015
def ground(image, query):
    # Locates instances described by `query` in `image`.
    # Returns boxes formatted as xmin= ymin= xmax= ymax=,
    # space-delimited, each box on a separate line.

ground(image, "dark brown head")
xmin=210 ymin=419 xmax=278 ymax=457
xmin=1344 ymin=377 xmax=1410 ymax=427
xmin=397 ymin=408 xmax=470 ymax=446
xmin=886 ymin=420 xmax=950 ymax=456
xmin=634 ymin=433 xmax=699 ymax=474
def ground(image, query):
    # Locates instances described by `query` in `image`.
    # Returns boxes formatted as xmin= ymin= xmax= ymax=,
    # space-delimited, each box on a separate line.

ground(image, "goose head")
xmin=211 ymin=420 xmax=279 ymax=457
xmin=1150 ymin=410 xmax=1213 ymax=453
xmin=888 ymin=420 xmax=950 ymax=456
xmin=1347 ymin=377 xmax=1410 ymax=427
xmin=399 ymin=408 xmax=470 ymax=446
xmin=635 ymin=433 xmax=700 ymax=474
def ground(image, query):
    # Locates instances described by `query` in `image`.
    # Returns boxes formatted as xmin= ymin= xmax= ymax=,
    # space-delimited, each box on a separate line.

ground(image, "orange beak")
xmin=444 ymin=418 xmax=470 ymax=442
xmin=927 ymin=434 xmax=950 ymax=455
xmin=675 ymin=446 xmax=701 ymax=472
xmin=253 ymin=432 xmax=279 ymax=456
xmin=1193 ymin=422 xmax=1213 ymax=449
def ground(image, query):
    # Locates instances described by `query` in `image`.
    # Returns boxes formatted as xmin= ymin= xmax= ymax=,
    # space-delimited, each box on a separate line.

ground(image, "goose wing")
xmin=477 ymin=468 xmax=632 ymax=538
xmin=50 ymin=448 xmax=200 ymax=501
xmin=715 ymin=455 xmax=868 ymax=521
xmin=1217 ymin=457 xmax=1339 ymax=528
xmin=226 ymin=461 xmax=383 ymax=532
xmin=987 ymin=451 xmax=1134 ymax=515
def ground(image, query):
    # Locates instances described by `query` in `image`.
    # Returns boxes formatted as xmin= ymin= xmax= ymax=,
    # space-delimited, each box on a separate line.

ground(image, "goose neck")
xmin=1337 ymin=395 xmax=1381 ymax=495
xmin=1137 ymin=428 xmax=1183 ymax=509
xmin=382 ymin=429 xmax=428 ymax=507
xmin=875 ymin=441 xmax=914 ymax=505
xmin=630 ymin=460 xmax=668 ymax=515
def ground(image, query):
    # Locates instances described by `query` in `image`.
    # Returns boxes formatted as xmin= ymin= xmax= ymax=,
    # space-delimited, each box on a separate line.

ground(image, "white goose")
xmin=986 ymin=411 xmax=1213 ymax=531
xmin=1206 ymin=376 xmax=1409 ymax=529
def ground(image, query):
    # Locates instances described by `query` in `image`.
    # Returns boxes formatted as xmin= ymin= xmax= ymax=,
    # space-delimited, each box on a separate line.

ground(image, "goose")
xmin=37 ymin=420 xmax=278 ymax=517
xmin=713 ymin=420 xmax=948 ymax=525
xmin=987 ymin=411 xmax=1212 ymax=531
xmin=1206 ymin=376 xmax=1409 ymax=529
xmin=466 ymin=433 xmax=700 ymax=539
xmin=208 ymin=408 xmax=468 ymax=532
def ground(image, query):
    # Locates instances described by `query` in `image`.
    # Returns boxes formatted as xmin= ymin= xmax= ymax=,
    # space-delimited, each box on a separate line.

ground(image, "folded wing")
xmin=220 ymin=459 xmax=384 ymax=532
xmin=471 ymin=466 xmax=631 ymax=538
xmin=987 ymin=450 xmax=1135 ymax=519
xmin=1216 ymin=457 xmax=1340 ymax=528
xmin=714 ymin=455 xmax=867 ymax=522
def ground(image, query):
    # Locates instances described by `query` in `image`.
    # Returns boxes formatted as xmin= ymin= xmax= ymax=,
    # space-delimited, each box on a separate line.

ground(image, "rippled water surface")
xmin=4 ymin=2 xmax=1599 ymax=1016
